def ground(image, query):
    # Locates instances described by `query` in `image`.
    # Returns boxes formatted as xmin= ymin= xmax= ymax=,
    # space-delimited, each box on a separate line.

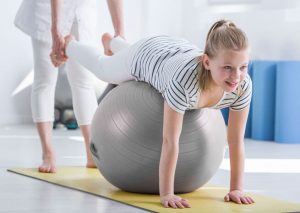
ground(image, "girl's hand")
xmin=224 ymin=190 xmax=255 ymax=204
xmin=160 ymin=194 xmax=191 ymax=209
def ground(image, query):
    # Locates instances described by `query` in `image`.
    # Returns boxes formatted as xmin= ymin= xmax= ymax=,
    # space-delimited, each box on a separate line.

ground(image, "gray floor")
xmin=1 ymin=124 xmax=300 ymax=212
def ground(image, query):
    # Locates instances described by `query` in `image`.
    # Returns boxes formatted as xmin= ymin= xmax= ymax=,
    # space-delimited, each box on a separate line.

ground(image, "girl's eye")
xmin=224 ymin=66 xmax=231 ymax=70
xmin=241 ymin=66 xmax=248 ymax=71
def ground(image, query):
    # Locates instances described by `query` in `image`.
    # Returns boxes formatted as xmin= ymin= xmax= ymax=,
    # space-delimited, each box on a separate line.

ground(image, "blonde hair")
xmin=198 ymin=20 xmax=249 ymax=91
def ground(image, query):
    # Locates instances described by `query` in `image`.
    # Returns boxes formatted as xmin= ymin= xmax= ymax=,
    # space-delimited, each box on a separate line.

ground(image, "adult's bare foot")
xmin=86 ymin=152 xmax=97 ymax=168
xmin=38 ymin=154 xmax=56 ymax=173
xmin=101 ymin=33 xmax=113 ymax=56
xmin=86 ymin=161 xmax=97 ymax=168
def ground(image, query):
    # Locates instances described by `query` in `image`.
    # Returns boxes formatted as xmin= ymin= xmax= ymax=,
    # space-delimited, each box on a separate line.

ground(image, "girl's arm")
xmin=159 ymin=102 xmax=191 ymax=209
xmin=225 ymin=106 xmax=254 ymax=204
xmin=65 ymin=39 xmax=103 ymax=76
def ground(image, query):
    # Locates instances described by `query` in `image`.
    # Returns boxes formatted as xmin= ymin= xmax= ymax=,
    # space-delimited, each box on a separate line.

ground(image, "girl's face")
xmin=203 ymin=48 xmax=250 ymax=92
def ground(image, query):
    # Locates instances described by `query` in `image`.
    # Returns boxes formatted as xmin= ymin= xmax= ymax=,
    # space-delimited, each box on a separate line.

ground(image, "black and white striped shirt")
xmin=130 ymin=35 xmax=252 ymax=114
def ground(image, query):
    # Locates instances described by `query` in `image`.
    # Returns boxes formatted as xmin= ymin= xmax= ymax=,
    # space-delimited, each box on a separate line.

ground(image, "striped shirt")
xmin=130 ymin=35 xmax=252 ymax=114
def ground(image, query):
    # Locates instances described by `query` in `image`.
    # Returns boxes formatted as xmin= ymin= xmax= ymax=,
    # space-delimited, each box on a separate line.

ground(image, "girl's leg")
xmin=102 ymin=34 xmax=113 ymax=56
xmin=102 ymin=33 xmax=130 ymax=55
xmin=66 ymin=39 xmax=136 ymax=84
xmin=31 ymin=38 xmax=57 ymax=173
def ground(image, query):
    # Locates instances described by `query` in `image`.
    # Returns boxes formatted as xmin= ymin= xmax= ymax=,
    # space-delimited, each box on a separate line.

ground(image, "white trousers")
xmin=31 ymin=21 xmax=106 ymax=125
xmin=66 ymin=36 xmax=143 ymax=85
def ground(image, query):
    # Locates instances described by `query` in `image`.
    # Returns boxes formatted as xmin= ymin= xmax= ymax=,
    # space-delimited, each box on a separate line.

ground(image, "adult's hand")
xmin=50 ymin=31 xmax=68 ymax=67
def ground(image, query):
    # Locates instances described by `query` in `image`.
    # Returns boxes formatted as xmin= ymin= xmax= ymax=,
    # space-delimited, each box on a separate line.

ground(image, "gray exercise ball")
xmin=90 ymin=81 xmax=227 ymax=194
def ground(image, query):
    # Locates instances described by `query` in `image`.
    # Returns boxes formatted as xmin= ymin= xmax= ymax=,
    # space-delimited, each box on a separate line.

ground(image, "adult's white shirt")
xmin=14 ymin=0 xmax=97 ymax=43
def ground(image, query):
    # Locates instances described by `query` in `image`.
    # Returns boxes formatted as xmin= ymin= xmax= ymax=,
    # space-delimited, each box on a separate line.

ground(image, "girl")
xmin=55 ymin=20 xmax=255 ymax=208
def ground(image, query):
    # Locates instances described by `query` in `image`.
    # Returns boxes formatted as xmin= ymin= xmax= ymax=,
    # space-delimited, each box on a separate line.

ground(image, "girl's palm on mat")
xmin=224 ymin=190 xmax=255 ymax=204
xmin=160 ymin=194 xmax=191 ymax=209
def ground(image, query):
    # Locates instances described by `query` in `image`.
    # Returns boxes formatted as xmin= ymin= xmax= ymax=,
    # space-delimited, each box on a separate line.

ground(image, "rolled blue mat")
xmin=251 ymin=61 xmax=276 ymax=141
xmin=221 ymin=106 xmax=252 ymax=138
xmin=244 ymin=63 xmax=254 ymax=138
xmin=275 ymin=61 xmax=300 ymax=143
xmin=221 ymin=108 xmax=229 ymax=125
xmin=244 ymin=107 xmax=252 ymax=138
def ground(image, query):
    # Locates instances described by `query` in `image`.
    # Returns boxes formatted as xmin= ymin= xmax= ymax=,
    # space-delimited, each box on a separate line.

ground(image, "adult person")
xmin=14 ymin=0 xmax=124 ymax=173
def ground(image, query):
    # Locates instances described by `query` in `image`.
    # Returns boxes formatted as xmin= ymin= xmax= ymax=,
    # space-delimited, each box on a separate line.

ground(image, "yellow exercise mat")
xmin=8 ymin=167 xmax=300 ymax=213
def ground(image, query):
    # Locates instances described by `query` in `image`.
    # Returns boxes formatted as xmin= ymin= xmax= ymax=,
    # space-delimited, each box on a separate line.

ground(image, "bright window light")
xmin=63 ymin=156 xmax=85 ymax=159
xmin=220 ymin=158 xmax=300 ymax=173
xmin=11 ymin=69 xmax=33 ymax=97
xmin=68 ymin=136 xmax=84 ymax=142
xmin=208 ymin=0 xmax=260 ymax=4
xmin=210 ymin=4 xmax=253 ymax=13
xmin=285 ymin=8 xmax=300 ymax=22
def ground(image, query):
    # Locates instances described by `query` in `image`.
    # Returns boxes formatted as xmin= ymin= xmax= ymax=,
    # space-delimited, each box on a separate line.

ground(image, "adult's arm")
xmin=50 ymin=0 xmax=66 ymax=67
xmin=106 ymin=0 xmax=124 ymax=38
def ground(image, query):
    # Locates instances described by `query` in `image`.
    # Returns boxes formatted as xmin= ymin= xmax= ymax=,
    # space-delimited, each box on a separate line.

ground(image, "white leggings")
xmin=31 ymin=21 xmax=106 ymax=125
xmin=66 ymin=37 xmax=141 ymax=85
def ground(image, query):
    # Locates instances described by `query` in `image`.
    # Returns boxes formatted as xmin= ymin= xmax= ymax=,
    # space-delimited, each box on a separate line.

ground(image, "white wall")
xmin=1 ymin=0 xmax=299 ymax=125
xmin=0 ymin=0 xmax=33 ymax=125
xmin=96 ymin=0 xmax=145 ymax=43
xmin=139 ymin=0 xmax=183 ymax=37
xmin=180 ymin=0 xmax=300 ymax=60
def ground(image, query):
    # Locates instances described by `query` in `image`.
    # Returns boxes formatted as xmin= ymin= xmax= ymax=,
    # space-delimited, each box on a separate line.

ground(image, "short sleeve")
xmin=230 ymin=75 xmax=252 ymax=111
xmin=163 ymin=80 xmax=188 ymax=114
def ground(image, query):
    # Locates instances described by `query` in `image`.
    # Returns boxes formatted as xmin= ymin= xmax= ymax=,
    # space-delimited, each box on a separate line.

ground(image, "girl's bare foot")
xmin=38 ymin=153 xmax=56 ymax=173
xmin=64 ymin=34 xmax=75 ymax=48
xmin=101 ymin=33 xmax=113 ymax=56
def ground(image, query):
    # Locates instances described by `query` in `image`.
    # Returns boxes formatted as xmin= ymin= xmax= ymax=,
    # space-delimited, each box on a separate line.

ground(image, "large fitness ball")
xmin=90 ymin=81 xmax=227 ymax=194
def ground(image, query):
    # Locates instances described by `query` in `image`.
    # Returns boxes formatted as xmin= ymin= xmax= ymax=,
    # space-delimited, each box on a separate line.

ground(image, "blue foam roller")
xmin=275 ymin=61 xmax=300 ymax=143
xmin=244 ymin=106 xmax=252 ymax=138
xmin=244 ymin=63 xmax=254 ymax=138
xmin=251 ymin=61 xmax=276 ymax=140
xmin=221 ymin=108 xmax=229 ymax=125
xmin=221 ymin=106 xmax=252 ymax=138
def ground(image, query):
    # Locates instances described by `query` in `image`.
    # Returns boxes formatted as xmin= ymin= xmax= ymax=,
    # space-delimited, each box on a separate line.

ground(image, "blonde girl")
xmin=53 ymin=19 xmax=255 ymax=208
